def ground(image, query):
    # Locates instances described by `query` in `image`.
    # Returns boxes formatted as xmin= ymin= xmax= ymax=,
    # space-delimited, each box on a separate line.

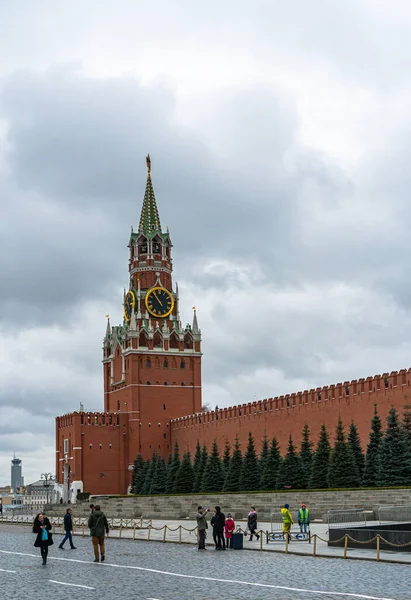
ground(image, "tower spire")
xmin=138 ymin=154 xmax=161 ymax=235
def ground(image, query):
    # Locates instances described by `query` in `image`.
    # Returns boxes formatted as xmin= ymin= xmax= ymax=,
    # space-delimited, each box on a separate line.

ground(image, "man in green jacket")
xmin=88 ymin=504 xmax=109 ymax=563
xmin=298 ymin=503 xmax=310 ymax=534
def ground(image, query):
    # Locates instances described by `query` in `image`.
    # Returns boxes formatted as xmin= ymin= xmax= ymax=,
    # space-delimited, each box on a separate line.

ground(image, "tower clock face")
xmin=145 ymin=286 xmax=174 ymax=318
xmin=124 ymin=290 xmax=135 ymax=321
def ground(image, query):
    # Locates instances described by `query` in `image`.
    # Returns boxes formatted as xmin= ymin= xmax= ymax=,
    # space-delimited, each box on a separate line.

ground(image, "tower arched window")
xmin=184 ymin=334 xmax=193 ymax=349
xmin=164 ymin=358 xmax=168 ymax=369
xmin=169 ymin=332 xmax=179 ymax=349
xmin=153 ymin=331 xmax=163 ymax=349
xmin=146 ymin=358 xmax=151 ymax=368
xmin=139 ymin=331 xmax=148 ymax=347
xmin=139 ymin=238 xmax=148 ymax=256
xmin=152 ymin=236 xmax=162 ymax=255
xmin=180 ymin=359 xmax=185 ymax=369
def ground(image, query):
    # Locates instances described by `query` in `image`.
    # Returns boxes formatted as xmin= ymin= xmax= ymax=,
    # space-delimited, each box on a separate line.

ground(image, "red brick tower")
xmin=102 ymin=155 xmax=202 ymax=461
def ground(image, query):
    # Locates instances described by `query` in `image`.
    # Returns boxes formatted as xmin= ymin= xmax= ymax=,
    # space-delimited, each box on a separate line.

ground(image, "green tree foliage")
xmin=201 ymin=439 xmax=224 ymax=493
xmin=224 ymin=436 xmax=243 ymax=492
xmin=174 ymin=452 xmax=195 ymax=493
xmin=401 ymin=405 xmax=411 ymax=445
xmin=192 ymin=441 xmax=202 ymax=476
xmin=299 ymin=424 xmax=314 ymax=488
xmin=378 ymin=406 xmax=411 ymax=486
xmin=276 ymin=435 xmax=304 ymax=489
xmin=142 ymin=453 xmax=158 ymax=495
xmin=193 ymin=445 xmax=208 ymax=493
xmin=328 ymin=418 xmax=360 ymax=488
xmin=362 ymin=404 xmax=383 ymax=487
xmin=165 ymin=442 xmax=180 ymax=493
xmin=223 ymin=440 xmax=231 ymax=476
xmin=150 ymin=456 xmax=167 ymax=494
xmin=260 ymin=436 xmax=282 ymax=491
xmin=258 ymin=436 xmax=269 ymax=482
xmin=239 ymin=432 xmax=260 ymax=491
xmin=309 ymin=425 xmax=331 ymax=489
xmin=130 ymin=454 xmax=145 ymax=494
xmin=348 ymin=421 xmax=365 ymax=481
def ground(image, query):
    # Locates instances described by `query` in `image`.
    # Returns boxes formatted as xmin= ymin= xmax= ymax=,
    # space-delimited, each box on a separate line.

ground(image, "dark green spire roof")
xmin=138 ymin=154 xmax=162 ymax=236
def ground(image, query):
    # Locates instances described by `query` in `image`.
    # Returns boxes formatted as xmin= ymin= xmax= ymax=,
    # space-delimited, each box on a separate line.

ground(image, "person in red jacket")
xmin=224 ymin=513 xmax=235 ymax=549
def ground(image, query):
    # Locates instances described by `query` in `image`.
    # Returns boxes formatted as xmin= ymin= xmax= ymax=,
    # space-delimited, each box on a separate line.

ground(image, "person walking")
xmin=88 ymin=504 xmax=109 ymax=563
xmin=281 ymin=503 xmax=294 ymax=539
xmin=59 ymin=508 xmax=77 ymax=550
xmin=247 ymin=507 xmax=260 ymax=541
xmin=298 ymin=503 xmax=310 ymax=533
xmin=213 ymin=506 xmax=226 ymax=550
xmin=224 ymin=513 xmax=235 ymax=549
xmin=196 ymin=506 xmax=209 ymax=550
xmin=33 ymin=513 xmax=53 ymax=565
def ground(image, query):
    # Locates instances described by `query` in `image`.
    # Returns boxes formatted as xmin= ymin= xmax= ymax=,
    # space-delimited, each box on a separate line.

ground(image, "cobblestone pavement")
xmin=0 ymin=524 xmax=410 ymax=600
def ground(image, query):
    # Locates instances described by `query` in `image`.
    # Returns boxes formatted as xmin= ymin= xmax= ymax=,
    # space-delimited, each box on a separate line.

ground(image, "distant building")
xmin=11 ymin=455 xmax=24 ymax=491
xmin=23 ymin=479 xmax=61 ymax=508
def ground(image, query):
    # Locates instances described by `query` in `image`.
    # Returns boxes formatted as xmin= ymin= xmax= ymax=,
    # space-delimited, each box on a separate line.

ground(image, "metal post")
xmin=313 ymin=534 xmax=317 ymax=557
xmin=343 ymin=535 xmax=348 ymax=559
xmin=285 ymin=533 xmax=289 ymax=553
xmin=259 ymin=531 xmax=263 ymax=551
xmin=82 ymin=522 xmax=85 ymax=537
xmin=376 ymin=535 xmax=380 ymax=561
xmin=120 ymin=520 xmax=123 ymax=538
xmin=133 ymin=523 xmax=136 ymax=540
xmin=163 ymin=527 xmax=167 ymax=543
xmin=147 ymin=526 xmax=151 ymax=541
xmin=179 ymin=526 xmax=182 ymax=544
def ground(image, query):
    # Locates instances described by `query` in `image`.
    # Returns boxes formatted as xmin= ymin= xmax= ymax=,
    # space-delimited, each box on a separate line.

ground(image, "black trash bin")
xmin=232 ymin=532 xmax=244 ymax=550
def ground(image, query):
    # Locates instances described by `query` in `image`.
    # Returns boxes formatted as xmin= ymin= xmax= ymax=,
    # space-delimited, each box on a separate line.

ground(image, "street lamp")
xmin=41 ymin=473 xmax=54 ymax=505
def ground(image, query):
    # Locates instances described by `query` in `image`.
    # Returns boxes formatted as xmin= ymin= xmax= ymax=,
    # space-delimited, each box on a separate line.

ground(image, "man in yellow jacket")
xmin=280 ymin=503 xmax=294 ymax=538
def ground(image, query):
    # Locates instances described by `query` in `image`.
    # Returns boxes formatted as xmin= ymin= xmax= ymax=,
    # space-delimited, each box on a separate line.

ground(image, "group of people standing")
xmin=32 ymin=503 xmax=109 ymax=565
xmin=196 ymin=505 xmax=260 ymax=550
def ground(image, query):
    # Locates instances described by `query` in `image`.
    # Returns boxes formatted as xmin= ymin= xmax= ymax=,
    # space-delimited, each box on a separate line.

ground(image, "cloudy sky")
xmin=1 ymin=0 xmax=411 ymax=485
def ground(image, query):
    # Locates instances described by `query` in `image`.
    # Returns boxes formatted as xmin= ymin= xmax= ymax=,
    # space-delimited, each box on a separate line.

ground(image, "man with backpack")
xmin=88 ymin=504 xmax=109 ymax=562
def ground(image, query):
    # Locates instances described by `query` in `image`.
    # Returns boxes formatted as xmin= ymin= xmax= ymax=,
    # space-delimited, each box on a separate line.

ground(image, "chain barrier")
xmin=2 ymin=515 xmax=411 ymax=562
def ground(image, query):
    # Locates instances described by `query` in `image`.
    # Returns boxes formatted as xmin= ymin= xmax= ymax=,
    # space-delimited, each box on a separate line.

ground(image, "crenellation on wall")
xmin=170 ymin=368 xmax=411 ymax=457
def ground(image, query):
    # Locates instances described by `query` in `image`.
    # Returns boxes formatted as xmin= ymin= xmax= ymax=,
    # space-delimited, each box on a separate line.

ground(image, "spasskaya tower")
xmin=56 ymin=156 xmax=202 ymax=499
xmin=103 ymin=155 xmax=202 ymax=457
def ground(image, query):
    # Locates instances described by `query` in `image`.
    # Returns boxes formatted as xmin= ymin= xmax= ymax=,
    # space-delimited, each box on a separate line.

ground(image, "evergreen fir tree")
xmin=362 ymin=404 xmax=383 ymax=487
xmin=165 ymin=442 xmax=180 ymax=493
xmin=258 ymin=436 xmax=269 ymax=483
xmin=174 ymin=452 xmax=195 ymax=493
xmin=309 ymin=425 xmax=331 ymax=489
xmin=201 ymin=439 xmax=224 ymax=492
xmin=192 ymin=441 xmax=202 ymax=477
xmin=223 ymin=440 xmax=231 ymax=476
xmin=240 ymin=432 xmax=260 ymax=491
xmin=276 ymin=435 xmax=304 ymax=489
xmin=378 ymin=406 xmax=411 ymax=486
xmin=150 ymin=456 xmax=167 ymax=495
xmin=348 ymin=421 xmax=365 ymax=481
xmin=401 ymin=405 xmax=411 ymax=445
xmin=224 ymin=436 xmax=243 ymax=492
xmin=328 ymin=418 xmax=360 ymax=488
xmin=140 ymin=459 xmax=151 ymax=495
xmin=299 ymin=424 xmax=314 ymax=488
xmin=130 ymin=453 xmax=145 ymax=494
xmin=142 ymin=453 xmax=158 ymax=494
xmin=193 ymin=445 xmax=208 ymax=493
xmin=260 ymin=436 xmax=282 ymax=491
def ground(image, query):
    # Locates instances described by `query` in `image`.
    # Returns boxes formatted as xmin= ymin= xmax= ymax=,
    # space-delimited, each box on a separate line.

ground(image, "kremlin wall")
xmin=172 ymin=369 xmax=411 ymax=455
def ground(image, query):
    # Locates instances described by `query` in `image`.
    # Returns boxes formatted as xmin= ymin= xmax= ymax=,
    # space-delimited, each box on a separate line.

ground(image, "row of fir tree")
xmin=130 ymin=404 xmax=411 ymax=495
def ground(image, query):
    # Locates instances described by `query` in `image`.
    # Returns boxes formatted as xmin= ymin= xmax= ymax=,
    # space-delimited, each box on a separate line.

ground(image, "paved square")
xmin=0 ymin=525 xmax=409 ymax=599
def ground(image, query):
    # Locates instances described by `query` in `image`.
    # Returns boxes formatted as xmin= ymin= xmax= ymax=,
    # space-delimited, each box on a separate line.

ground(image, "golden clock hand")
xmin=153 ymin=291 xmax=162 ymax=304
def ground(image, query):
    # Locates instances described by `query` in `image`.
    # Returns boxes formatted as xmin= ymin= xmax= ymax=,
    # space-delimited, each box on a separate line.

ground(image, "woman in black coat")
xmin=33 ymin=513 xmax=53 ymax=564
